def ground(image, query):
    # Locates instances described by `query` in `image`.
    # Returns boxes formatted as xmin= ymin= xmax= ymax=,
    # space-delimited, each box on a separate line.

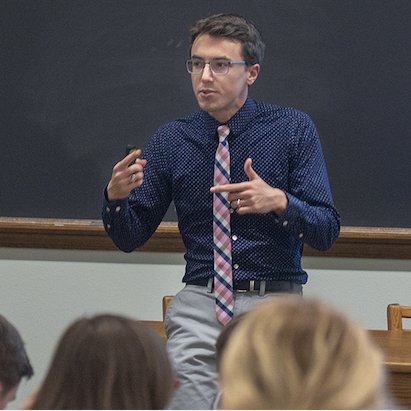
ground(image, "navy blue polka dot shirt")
xmin=102 ymin=98 xmax=340 ymax=284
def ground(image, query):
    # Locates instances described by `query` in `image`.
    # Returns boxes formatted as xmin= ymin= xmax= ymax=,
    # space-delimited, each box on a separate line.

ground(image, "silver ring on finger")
xmin=237 ymin=198 xmax=241 ymax=209
xmin=129 ymin=173 xmax=136 ymax=184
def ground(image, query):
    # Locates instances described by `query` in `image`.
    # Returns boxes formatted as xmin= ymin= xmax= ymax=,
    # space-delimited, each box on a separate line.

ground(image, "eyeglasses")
xmin=186 ymin=58 xmax=247 ymax=75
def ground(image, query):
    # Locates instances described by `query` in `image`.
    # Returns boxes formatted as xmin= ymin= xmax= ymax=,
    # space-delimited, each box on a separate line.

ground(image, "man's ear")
xmin=247 ymin=64 xmax=260 ymax=86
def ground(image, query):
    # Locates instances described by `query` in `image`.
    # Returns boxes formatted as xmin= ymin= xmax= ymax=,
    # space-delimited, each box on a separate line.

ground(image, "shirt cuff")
xmin=102 ymin=187 xmax=129 ymax=217
xmin=274 ymin=193 xmax=305 ymax=241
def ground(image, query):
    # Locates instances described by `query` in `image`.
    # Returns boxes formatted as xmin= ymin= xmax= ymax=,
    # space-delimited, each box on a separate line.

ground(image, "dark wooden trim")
xmin=0 ymin=217 xmax=410 ymax=259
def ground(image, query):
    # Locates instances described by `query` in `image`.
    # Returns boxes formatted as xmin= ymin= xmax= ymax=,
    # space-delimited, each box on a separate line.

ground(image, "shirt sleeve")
xmin=101 ymin=129 xmax=172 ymax=252
xmin=276 ymin=113 xmax=341 ymax=251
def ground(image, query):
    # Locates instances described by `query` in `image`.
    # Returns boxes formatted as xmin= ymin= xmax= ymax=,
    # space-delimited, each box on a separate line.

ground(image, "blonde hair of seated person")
xmin=28 ymin=314 xmax=174 ymax=410
xmin=220 ymin=297 xmax=385 ymax=410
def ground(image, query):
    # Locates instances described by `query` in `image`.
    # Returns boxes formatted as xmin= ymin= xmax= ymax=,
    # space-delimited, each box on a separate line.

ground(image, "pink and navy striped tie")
xmin=213 ymin=125 xmax=234 ymax=325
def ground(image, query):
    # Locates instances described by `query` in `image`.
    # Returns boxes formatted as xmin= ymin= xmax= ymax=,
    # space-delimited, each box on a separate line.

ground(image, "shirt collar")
xmin=226 ymin=97 xmax=257 ymax=136
xmin=201 ymin=98 xmax=257 ymax=138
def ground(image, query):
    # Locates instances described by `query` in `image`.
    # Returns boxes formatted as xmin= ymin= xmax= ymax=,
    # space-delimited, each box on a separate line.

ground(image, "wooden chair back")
xmin=162 ymin=295 xmax=174 ymax=321
xmin=387 ymin=303 xmax=411 ymax=330
xmin=142 ymin=320 xmax=166 ymax=340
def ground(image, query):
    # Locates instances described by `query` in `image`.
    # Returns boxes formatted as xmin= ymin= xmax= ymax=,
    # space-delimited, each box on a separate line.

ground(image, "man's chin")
xmin=197 ymin=100 xmax=218 ymax=115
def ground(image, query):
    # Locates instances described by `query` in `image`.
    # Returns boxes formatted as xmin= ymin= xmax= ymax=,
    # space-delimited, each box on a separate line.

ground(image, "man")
xmin=103 ymin=13 xmax=340 ymax=409
xmin=0 ymin=315 xmax=33 ymax=409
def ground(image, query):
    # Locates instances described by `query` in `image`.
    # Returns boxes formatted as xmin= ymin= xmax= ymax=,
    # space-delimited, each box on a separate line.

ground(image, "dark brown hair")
xmin=0 ymin=315 xmax=33 ymax=390
xmin=189 ymin=13 xmax=265 ymax=65
xmin=30 ymin=314 xmax=174 ymax=410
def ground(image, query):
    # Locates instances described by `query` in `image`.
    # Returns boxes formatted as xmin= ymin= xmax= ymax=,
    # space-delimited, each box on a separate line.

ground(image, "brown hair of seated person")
xmin=0 ymin=315 xmax=33 ymax=410
xmin=29 ymin=314 xmax=174 ymax=410
xmin=220 ymin=297 xmax=386 ymax=410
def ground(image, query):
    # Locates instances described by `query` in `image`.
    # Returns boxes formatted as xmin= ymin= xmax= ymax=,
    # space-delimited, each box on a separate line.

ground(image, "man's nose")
xmin=200 ymin=63 xmax=214 ymax=80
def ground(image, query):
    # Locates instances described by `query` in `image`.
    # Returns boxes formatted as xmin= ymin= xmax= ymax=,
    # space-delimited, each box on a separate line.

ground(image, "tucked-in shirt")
xmin=102 ymin=98 xmax=340 ymax=284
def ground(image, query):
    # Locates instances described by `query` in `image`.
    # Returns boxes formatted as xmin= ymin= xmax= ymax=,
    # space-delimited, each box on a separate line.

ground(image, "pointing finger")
xmin=210 ymin=182 xmax=249 ymax=193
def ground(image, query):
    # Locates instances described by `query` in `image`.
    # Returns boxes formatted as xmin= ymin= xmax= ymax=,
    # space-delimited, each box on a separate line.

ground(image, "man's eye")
xmin=192 ymin=60 xmax=203 ymax=68
xmin=215 ymin=60 xmax=228 ymax=68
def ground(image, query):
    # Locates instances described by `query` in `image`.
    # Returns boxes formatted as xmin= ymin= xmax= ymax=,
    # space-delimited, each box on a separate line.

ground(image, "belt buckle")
xmin=235 ymin=280 xmax=256 ymax=293
xmin=235 ymin=280 xmax=250 ymax=293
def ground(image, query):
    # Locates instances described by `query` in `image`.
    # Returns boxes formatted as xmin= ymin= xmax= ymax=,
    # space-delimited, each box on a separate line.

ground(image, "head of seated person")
xmin=27 ymin=314 xmax=174 ymax=410
xmin=219 ymin=297 xmax=386 ymax=410
xmin=0 ymin=315 xmax=34 ymax=410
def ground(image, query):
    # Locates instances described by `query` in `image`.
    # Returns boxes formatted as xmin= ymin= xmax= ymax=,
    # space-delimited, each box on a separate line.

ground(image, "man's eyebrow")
xmin=191 ymin=54 xmax=230 ymax=60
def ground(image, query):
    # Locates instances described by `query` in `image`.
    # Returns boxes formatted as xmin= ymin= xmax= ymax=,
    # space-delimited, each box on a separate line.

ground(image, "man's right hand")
xmin=107 ymin=149 xmax=147 ymax=201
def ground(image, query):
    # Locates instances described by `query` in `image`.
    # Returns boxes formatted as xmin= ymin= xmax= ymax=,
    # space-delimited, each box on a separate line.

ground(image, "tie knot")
xmin=217 ymin=125 xmax=230 ymax=142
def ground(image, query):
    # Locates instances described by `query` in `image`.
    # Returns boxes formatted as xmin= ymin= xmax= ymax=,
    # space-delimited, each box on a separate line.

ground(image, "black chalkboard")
xmin=1 ymin=0 xmax=410 ymax=227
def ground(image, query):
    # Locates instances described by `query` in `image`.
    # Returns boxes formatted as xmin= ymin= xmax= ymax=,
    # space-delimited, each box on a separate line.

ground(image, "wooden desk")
xmin=369 ymin=330 xmax=411 ymax=409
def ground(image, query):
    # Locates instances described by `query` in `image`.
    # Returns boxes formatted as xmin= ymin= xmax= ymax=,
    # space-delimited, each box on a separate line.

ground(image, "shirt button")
xmin=232 ymin=235 xmax=238 ymax=241
xmin=230 ymin=208 xmax=234 ymax=214
xmin=106 ymin=224 xmax=111 ymax=230
xmin=106 ymin=206 xmax=110 ymax=213
xmin=299 ymin=233 xmax=303 ymax=239
xmin=282 ymin=220 xmax=289 ymax=227
xmin=233 ymin=264 xmax=239 ymax=269
xmin=115 ymin=206 xmax=121 ymax=212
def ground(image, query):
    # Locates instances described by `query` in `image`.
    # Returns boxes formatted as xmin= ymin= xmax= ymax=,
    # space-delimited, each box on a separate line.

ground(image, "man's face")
xmin=0 ymin=383 xmax=19 ymax=410
xmin=190 ymin=34 xmax=260 ymax=123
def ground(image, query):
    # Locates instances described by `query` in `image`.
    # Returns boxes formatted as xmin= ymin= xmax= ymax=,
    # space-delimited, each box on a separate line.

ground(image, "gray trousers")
xmin=164 ymin=284 xmax=302 ymax=410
